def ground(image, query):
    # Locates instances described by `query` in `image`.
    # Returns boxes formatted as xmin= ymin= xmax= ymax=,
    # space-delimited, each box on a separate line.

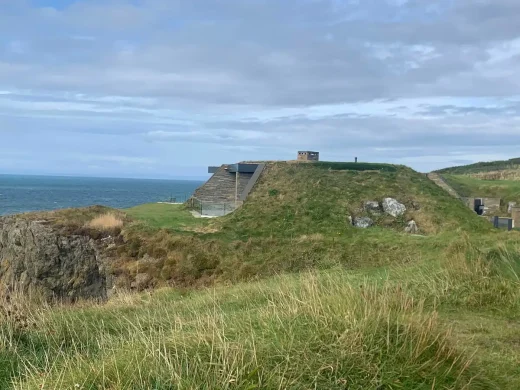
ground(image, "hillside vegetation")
xmin=437 ymin=157 xmax=520 ymax=175
xmin=223 ymin=162 xmax=489 ymax=238
xmin=436 ymin=157 xmax=520 ymax=209
xmin=112 ymin=162 xmax=493 ymax=290
xmin=443 ymin=174 xmax=520 ymax=207
xmin=2 ymin=238 xmax=520 ymax=389
xmin=3 ymin=161 xmax=519 ymax=388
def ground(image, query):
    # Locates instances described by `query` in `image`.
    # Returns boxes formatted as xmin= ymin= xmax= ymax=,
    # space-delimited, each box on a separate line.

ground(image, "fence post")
xmin=508 ymin=218 xmax=513 ymax=231
xmin=493 ymin=216 xmax=499 ymax=229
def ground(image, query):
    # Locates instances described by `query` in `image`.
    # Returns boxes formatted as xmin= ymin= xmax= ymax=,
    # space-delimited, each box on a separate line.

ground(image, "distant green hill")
xmin=437 ymin=157 xmax=520 ymax=175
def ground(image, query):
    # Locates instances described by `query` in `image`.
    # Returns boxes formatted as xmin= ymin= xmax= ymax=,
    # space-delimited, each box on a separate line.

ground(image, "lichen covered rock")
xmin=0 ymin=216 xmax=107 ymax=302
xmin=382 ymin=198 xmax=407 ymax=217
xmin=353 ymin=217 xmax=374 ymax=228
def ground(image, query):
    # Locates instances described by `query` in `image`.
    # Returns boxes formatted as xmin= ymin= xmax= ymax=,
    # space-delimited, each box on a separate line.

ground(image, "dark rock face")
xmin=0 ymin=216 xmax=107 ymax=302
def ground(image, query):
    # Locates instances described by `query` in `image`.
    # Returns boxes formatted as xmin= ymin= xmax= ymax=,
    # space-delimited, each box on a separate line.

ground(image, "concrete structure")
xmin=427 ymin=173 xmax=461 ymax=199
xmin=511 ymin=207 xmax=520 ymax=228
xmin=462 ymin=197 xmax=501 ymax=216
xmin=492 ymin=216 xmax=514 ymax=231
xmin=297 ymin=151 xmax=319 ymax=161
xmin=189 ymin=163 xmax=265 ymax=216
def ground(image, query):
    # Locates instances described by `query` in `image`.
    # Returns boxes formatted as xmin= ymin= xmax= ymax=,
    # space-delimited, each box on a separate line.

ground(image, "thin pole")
xmin=235 ymin=172 xmax=239 ymax=206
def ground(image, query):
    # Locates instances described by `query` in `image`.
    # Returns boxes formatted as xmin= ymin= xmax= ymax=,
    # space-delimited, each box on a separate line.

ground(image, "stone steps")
xmin=427 ymin=173 xmax=461 ymax=199
xmin=192 ymin=165 xmax=239 ymax=204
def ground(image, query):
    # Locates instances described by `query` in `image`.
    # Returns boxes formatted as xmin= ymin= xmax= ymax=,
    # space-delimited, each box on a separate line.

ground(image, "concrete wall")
xmin=297 ymin=151 xmax=319 ymax=161
xmin=481 ymin=198 xmax=501 ymax=215
xmin=189 ymin=164 xmax=264 ymax=216
xmin=512 ymin=207 xmax=520 ymax=227
xmin=462 ymin=197 xmax=501 ymax=215
xmin=192 ymin=165 xmax=237 ymax=204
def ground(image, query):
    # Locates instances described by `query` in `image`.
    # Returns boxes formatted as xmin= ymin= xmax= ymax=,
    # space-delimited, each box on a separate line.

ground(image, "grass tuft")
xmin=87 ymin=213 xmax=124 ymax=231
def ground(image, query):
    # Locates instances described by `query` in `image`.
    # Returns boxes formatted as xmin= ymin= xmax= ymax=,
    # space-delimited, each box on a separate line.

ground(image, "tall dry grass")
xmin=87 ymin=213 xmax=124 ymax=231
xmin=468 ymin=170 xmax=520 ymax=181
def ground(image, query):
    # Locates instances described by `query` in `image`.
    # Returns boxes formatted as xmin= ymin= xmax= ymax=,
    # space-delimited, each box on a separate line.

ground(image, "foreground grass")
xmin=1 ymin=239 xmax=520 ymax=389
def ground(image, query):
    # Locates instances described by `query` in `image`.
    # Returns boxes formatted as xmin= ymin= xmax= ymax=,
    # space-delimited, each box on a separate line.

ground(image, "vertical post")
xmin=508 ymin=218 xmax=513 ymax=231
xmin=235 ymin=171 xmax=239 ymax=206
xmin=493 ymin=216 xmax=499 ymax=229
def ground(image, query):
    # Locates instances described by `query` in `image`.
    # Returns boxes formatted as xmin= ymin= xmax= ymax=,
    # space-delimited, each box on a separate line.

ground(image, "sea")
xmin=0 ymin=175 xmax=204 ymax=217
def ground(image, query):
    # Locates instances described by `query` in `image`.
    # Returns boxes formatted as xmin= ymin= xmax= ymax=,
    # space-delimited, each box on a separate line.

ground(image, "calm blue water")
xmin=0 ymin=175 xmax=204 ymax=216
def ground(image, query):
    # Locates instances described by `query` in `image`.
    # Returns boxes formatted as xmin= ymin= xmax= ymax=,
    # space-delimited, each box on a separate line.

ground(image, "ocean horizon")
xmin=0 ymin=174 xmax=204 ymax=216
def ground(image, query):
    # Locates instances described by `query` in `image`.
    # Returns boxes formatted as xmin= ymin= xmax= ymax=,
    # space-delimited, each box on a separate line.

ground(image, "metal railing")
xmin=186 ymin=198 xmax=237 ymax=217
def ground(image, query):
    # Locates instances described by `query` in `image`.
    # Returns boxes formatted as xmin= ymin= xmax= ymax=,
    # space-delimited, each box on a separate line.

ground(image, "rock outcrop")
xmin=0 ymin=216 xmax=107 ymax=302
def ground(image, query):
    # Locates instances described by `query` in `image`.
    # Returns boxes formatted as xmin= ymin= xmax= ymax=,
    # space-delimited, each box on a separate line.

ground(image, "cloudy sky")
xmin=1 ymin=0 xmax=520 ymax=179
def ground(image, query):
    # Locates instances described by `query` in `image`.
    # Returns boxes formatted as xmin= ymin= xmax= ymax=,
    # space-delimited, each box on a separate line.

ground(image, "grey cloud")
xmin=1 ymin=0 xmax=520 ymax=176
xmin=1 ymin=0 xmax=520 ymax=108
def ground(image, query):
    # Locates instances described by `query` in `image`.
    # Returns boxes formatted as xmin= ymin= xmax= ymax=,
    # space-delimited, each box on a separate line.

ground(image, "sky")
xmin=1 ymin=0 xmax=520 ymax=179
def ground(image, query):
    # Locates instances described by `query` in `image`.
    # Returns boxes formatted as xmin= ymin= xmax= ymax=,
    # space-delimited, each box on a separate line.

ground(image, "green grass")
xmin=2 ymin=239 xmax=520 ymax=389
xmin=443 ymin=174 xmax=520 ymax=206
xmin=125 ymin=203 xmax=207 ymax=231
xmin=437 ymin=157 xmax=520 ymax=175
xmin=313 ymin=161 xmax=398 ymax=172
xmin=223 ymin=162 xmax=490 ymax=238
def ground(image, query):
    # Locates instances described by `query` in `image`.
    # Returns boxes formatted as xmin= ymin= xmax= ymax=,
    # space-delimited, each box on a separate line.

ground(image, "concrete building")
xmin=189 ymin=163 xmax=265 ymax=216
xmin=297 ymin=151 xmax=319 ymax=161
xmin=462 ymin=197 xmax=501 ymax=216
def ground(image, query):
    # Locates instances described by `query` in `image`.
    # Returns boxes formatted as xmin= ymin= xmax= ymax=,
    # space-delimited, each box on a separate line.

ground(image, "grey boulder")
xmin=353 ymin=217 xmax=374 ymax=229
xmin=382 ymin=198 xmax=407 ymax=217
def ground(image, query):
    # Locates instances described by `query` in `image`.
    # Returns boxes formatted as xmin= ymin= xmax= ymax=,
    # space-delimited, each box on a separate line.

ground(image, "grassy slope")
xmin=437 ymin=157 xmax=520 ymax=175
xmin=112 ymin=163 xmax=493 ymax=289
xmin=223 ymin=162 xmax=490 ymax=237
xmin=2 ymin=239 xmax=520 ymax=389
xmin=437 ymin=157 xmax=520 ymax=209
xmin=444 ymin=174 xmax=520 ymax=205
xmin=125 ymin=203 xmax=207 ymax=231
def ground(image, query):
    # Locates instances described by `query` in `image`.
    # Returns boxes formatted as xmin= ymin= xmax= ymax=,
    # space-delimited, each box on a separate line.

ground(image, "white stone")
xmin=382 ymin=198 xmax=406 ymax=217
xmin=404 ymin=220 xmax=419 ymax=234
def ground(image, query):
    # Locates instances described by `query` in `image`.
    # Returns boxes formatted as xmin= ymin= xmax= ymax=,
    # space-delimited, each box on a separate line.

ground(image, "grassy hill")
xmin=435 ymin=157 xmax=520 ymax=209
xmin=437 ymin=157 xmax=520 ymax=175
xmin=112 ymin=162 xmax=493 ymax=289
xmin=223 ymin=162 xmax=489 ymax=238
xmin=2 ymin=161 xmax=519 ymax=389
xmin=443 ymin=174 xmax=520 ymax=206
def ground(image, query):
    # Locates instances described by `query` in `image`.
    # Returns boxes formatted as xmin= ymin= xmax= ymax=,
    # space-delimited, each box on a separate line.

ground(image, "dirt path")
xmin=427 ymin=172 xmax=462 ymax=199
